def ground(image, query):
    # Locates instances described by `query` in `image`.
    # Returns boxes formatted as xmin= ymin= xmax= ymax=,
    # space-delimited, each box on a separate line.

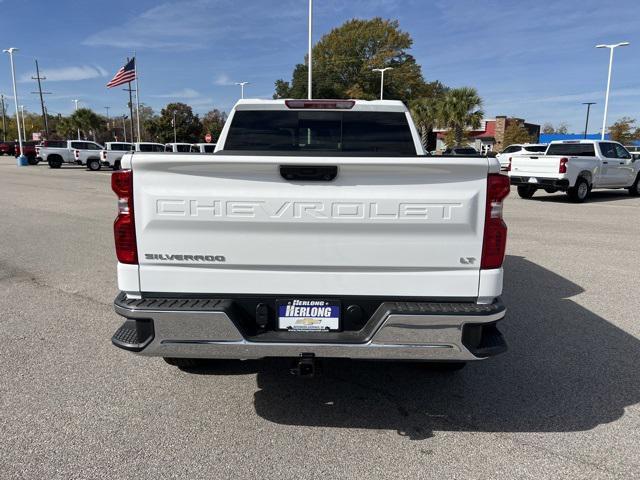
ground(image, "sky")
xmin=1 ymin=0 xmax=639 ymax=133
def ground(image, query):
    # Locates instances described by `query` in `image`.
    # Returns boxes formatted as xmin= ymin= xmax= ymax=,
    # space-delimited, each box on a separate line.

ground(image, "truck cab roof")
xmin=233 ymin=98 xmax=408 ymax=113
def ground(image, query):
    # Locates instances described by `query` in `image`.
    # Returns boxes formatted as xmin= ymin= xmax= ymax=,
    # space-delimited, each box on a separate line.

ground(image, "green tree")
xmin=609 ymin=117 xmax=640 ymax=144
xmin=136 ymin=104 xmax=156 ymax=142
xmin=410 ymin=98 xmax=440 ymax=148
xmin=409 ymin=81 xmax=448 ymax=147
xmin=502 ymin=123 xmax=534 ymax=148
xmin=55 ymin=116 xmax=76 ymax=139
xmin=542 ymin=122 xmax=555 ymax=134
xmin=146 ymin=103 xmax=202 ymax=143
xmin=62 ymin=108 xmax=104 ymax=140
xmin=274 ymin=18 xmax=432 ymax=102
xmin=201 ymin=109 xmax=227 ymax=142
xmin=436 ymin=87 xmax=484 ymax=147
xmin=556 ymin=122 xmax=569 ymax=134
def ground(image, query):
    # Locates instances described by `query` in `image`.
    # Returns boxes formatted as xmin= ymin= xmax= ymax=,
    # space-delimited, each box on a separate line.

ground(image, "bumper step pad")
xmin=111 ymin=319 xmax=154 ymax=352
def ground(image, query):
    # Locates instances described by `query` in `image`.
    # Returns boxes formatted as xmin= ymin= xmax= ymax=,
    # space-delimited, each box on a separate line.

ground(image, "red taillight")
xmin=101 ymin=150 xmax=107 ymax=160
xmin=74 ymin=149 xmax=79 ymax=160
xmin=111 ymin=170 xmax=137 ymax=264
xmin=559 ymin=157 xmax=568 ymax=174
xmin=285 ymin=100 xmax=355 ymax=109
xmin=481 ymin=174 xmax=510 ymax=270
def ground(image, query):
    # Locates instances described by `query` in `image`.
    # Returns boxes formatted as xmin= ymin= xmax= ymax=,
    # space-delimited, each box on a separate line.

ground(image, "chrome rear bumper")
xmin=112 ymin=293 xmax=506 ymax=361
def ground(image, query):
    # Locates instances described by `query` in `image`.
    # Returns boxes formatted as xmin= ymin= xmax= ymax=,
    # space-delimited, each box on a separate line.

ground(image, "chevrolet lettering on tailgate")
xmin=155 ymin=199 xmax=464 ymax=222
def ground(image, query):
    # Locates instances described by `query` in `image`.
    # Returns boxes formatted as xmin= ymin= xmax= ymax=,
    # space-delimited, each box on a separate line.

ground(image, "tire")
xmin=47 ymin=155 xmax=63 ymax=169
xmin=517 ymin=185 xmax=536 ymax=199
xmin=87 ymin=158 xmax=101 ymax=171
xmin=27 ymin=156 xmax=39 ymax=166
xmin=567 ymin=177 xmax=590 ymax=203
xmin=629 ymin=174 xmax=640 ymax=197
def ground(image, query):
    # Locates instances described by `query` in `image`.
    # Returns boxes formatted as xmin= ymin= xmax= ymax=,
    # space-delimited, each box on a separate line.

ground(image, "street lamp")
xmin=72 ymin=99 xmax=80 ymax=139
xmin=122 ymin=115 xmax=128 ymax=142
xmin=3 ymin=47 xmax=26 ymax=165
xmin=308 ymin=0 xmax=313 ymax=100
xmin=19 ymin=105 xmax=26 ymax=140
xmin=372 ymin=67 xmax=393 ymax=100
xmin=582 ymin=102 xmax=596 ymax=139
xmin=595 ymin=42 xmax=630 ymax=140
xmin=172 ymin=110 xmax=177 ymax=143
xmin=235 ymin=82 xmax=250 ymax=99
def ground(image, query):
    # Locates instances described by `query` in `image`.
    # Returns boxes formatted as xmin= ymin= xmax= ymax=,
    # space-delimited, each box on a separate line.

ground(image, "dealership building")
xmin=434 ymin=116 xmax=541 ymax=153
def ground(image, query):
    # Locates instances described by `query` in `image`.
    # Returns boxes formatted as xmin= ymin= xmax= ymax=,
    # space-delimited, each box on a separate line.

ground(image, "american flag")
xmin=106 ymin=58 xmax=136 ymax=88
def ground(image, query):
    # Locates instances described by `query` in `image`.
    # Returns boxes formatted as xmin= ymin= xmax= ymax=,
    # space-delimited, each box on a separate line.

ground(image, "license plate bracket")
xmin=276 ymin=299 xmax=341 ymax=332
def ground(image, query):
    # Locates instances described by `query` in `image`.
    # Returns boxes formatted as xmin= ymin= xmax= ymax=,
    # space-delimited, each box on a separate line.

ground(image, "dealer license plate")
xmin=277 ymin=299 xmax=341 ymax=332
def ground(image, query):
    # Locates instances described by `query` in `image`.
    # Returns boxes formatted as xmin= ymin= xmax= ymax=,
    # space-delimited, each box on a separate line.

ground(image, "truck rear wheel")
xmin=629 ymin=174 xmax=640 ymax=197
xmin=517 ymin=185 xmax=536 ymax=199
xmin=568 ymin=177 xmax=590 ymax=203
xmin=87 ymin=158 xmax=101 ymax=171
xmin=48 ymin=156 xmax=62 ymax=169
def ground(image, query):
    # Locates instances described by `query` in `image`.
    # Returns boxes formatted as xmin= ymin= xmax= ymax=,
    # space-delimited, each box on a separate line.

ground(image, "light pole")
xmin=1 ymin=94 xmax=6 ymax=141
xmin=72 ymin=99 xmax=80 ymax=139
xmin=235 ymin=82 xmax=249 ymax=99
xmin=104 ymin=106 xmax=111 ymax=140
xmin=3 ymin=47 xmax=25 ymax=164
xmin=308 ymin=0 xmax=313 ymax=99
xmin=582 ymin=102 xmax=596 ymax=139
xmin=372 ymin=67 xmax=393 ymax=100
xmin=172 ymin=110 xmax=177 ymax=143
xmin=122 ymin=115 xmax=128 ymax=142
xmin=596 ymin=42 xmax=630 ymax=140
xmin=19 ymin=105 xmax=26 ymax=140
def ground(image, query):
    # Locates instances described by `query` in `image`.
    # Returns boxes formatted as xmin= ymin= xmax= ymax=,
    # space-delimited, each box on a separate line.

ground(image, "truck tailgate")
xmin=511 ymin=155 xmax=562 ymax=176
xmin=132 ymin=154 xmax=489 ymax=298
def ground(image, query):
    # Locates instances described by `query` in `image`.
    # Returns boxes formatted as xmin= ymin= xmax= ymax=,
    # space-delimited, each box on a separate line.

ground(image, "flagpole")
xmin=134 ymin=52 xmax=141 ymax=142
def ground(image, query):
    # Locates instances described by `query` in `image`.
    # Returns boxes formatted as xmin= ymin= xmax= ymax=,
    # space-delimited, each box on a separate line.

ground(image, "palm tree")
xmin=70 ymin=108 xmax=103 ymax=140
xmin=436 ymin=87 xmax=484 ymax=147
xmin=410 ymin=98 xmax=439 ymax=148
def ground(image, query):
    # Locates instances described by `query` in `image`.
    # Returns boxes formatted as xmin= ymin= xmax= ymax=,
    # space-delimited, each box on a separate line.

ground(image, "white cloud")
xmin=213 ymin=74 xmax=235 ymax=86
xmin=82 ymin=0 xmax=309 ymax=50
xmin=150 ymin=88 xmax=202 ymax=99
xmin=19 ymin=65 xmax=107 ymax=82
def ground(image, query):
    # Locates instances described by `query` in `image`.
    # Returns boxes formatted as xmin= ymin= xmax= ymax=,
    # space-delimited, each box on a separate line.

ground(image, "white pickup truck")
xmin=96 ymin=142 xmax=134 ymax=171
xmin=38 ymin=139 xmax=104 ymax=169
xmin=109 ymin=99 xmax=510 ymax=374
xmin=509 ymin=140 xmax=640 ymax=202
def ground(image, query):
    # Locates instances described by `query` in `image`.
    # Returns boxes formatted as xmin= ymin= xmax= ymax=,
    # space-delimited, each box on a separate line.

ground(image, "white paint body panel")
xmin=131 ymin=156 xmax=492 ymax=298
xmin=119 ymin=100 xmax=504 ymax=301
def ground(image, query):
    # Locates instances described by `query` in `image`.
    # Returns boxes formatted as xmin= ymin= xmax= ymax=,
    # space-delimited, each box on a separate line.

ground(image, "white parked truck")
xmin=133 ymin=142 xmax=165 ymax=153
xmin=165 ymin=142 xmax=195 ymax=153
xmin=110 ymin=99 xmax=510 ymax=374
xmin=37 ymin=139 xmax=103 ymax=169
xmin=98 ymin=142 xmax=134 ymax=170
xmin=193 ymin=142 xmax=217 ymax=153
xmin=496 ymin=143 xmax=547 ymax=170
xmin=509 ymin=140 xmax=640 ymax=202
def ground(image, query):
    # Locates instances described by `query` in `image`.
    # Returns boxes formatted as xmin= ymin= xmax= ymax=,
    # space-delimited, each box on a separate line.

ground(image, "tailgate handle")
xmin=280 ymin=165 xmax=337 ymax=181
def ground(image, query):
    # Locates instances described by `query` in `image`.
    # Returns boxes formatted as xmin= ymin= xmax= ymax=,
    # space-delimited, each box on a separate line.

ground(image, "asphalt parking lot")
xmin=1 ymin=157 xmax=639 ymax=479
